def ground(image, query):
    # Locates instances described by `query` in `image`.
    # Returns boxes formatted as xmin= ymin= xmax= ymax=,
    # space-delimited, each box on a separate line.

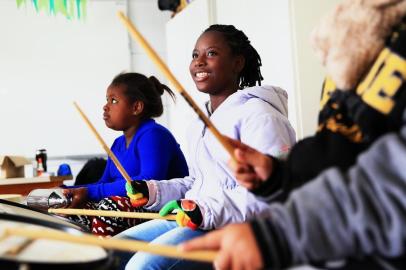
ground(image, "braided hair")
xmin=204 ymin=24 xmax=263 ymax=88
xmin=110 ymin=72 xmax=175 ymax=119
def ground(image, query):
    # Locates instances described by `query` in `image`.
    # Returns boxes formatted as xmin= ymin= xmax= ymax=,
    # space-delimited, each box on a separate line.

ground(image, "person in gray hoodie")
xmin=117 ymin=24 xmax=296 ymax=269
xmin=182 ymin=2 xmax=406 ymax=270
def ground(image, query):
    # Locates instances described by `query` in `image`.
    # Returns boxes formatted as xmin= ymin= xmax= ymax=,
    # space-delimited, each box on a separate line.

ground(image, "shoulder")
xmin=136 ymin=120 xmax=176 ymax=142
xmin=232 ymin=85 xmax=289 ymax=116
xmin=111 ymin=135 xmax=125 ymax=148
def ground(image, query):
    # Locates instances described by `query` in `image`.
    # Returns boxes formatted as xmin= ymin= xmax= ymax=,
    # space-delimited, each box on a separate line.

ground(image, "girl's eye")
xmin=112 ymin=99 xmax=118 ymax=104
xmin=192 ymin=52 xmax=198 ymax=59
xmin=207 ymin=50 xmax=217 ymax=57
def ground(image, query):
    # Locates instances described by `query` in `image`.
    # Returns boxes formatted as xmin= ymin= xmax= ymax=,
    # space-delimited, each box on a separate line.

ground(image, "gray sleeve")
xmin=144 ymin=176 xmax=195 ymax=211
xmin=251 ymin=118 xmax=406 ymax=268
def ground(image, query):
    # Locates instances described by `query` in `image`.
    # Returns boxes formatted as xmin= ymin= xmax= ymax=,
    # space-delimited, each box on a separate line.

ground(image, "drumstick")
xmin=73 ymin=102 xmax=132 ymax=185
xmin=117 ymin=11 xmax=237 ymax=164
xmin=4 ymin=238 xmax=33 ymax=256
xmin=48 ymin=208 xmax=176 ymax=221
xmin=0 ymin=234 xmax=33 ymax=256
xmin=4 ymin=227 xmax=217 ymax=263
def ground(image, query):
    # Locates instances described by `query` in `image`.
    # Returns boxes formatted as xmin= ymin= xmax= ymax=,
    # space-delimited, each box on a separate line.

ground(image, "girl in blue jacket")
xmin=63 ymin=72 xmax=188 ymax=236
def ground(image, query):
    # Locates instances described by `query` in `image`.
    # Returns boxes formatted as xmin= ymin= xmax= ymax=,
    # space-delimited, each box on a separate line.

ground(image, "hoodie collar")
xmin=204 ymin=86 xmax=289 ymax=118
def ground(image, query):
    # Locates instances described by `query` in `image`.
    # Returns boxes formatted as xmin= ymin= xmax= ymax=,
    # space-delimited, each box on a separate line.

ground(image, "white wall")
xmin=127 ymin=0 xmax=172 ymax=126
xmin=0 ymin=0 xmax=129 ymax=158
xmin=0 ymin=0 xmax=172 ymax=161
xmin=165 ymin=0 xmax=341 ymax=145
xmin=0 ymin=0 xmax=341 ymax=165
xmin=290 ymin=0 xmax=340 ymax=137
xmin=165 ymin=0 xmax=215 ymax=156
xmin=215 ymin=0 xmax=297 ymax=135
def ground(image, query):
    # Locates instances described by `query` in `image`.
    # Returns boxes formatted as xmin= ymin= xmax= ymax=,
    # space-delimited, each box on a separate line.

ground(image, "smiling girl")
xmin=117 ymin=24 xmax=296 ymax=269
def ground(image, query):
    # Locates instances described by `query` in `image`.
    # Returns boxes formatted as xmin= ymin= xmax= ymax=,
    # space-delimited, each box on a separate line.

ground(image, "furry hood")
xmin=311 ymin=0 xmax=406 ymax=90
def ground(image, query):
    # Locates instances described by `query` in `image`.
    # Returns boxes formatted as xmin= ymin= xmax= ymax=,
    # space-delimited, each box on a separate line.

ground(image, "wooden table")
xmin=0 ymin=176 xmax=72 ymax=195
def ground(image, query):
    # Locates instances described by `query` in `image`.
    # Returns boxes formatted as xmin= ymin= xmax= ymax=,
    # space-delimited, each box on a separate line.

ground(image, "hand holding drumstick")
xmin=225 ymin=137 xmax=274 ymax=190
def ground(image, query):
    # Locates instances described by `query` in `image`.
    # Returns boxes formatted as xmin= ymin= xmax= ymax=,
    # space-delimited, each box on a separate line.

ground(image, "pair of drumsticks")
xmin=8 ymin=12 xmax=240 ymax=263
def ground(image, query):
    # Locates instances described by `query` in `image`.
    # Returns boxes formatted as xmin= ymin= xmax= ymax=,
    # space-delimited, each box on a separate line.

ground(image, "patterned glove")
xmin=125 ymin=180 xmax=149 ymax=207
xmin=159 ymin=199 xmax=202 ymax=230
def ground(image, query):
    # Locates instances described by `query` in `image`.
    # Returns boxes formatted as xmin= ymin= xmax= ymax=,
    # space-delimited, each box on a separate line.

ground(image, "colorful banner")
xmin=16 ymin=0 xmax=87 ymax=19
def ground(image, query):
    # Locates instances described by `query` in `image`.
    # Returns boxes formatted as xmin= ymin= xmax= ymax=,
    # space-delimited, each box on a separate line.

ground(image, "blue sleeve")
xmin=86 ymin=129 xmax=176 ymax=201
xmin=87 ymin=179 xmax=127 ymax=201
xmin=72 ymin=158 xmax=125 ymax=201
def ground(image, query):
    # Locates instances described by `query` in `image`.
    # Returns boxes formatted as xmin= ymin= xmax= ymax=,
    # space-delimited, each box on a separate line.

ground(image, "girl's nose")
xmin=195 ymin=56 xmax=205 ymax=67
xmin=103 ymin=104 xmax=108 ymax=111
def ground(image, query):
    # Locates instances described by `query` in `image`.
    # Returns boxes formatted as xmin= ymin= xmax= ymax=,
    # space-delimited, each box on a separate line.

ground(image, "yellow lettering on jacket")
xmin=320 ymin=76 xmax=336 ymax=109
xmin=357 ymin=48 xmax=406 ymax=114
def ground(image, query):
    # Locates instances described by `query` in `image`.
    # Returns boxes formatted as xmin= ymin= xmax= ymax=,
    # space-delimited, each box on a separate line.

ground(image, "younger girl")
xmin=63 ymin=72 xmax=188 ymax=236
xmin=119 ymin=25 xmax=296 ymax=269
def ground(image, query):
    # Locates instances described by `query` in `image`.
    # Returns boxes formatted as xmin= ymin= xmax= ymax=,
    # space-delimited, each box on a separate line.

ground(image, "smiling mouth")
xmin=103 ymin=114 xmax=109 ymax=120
xmin=194 ymin=72 xmax=210 ymax=81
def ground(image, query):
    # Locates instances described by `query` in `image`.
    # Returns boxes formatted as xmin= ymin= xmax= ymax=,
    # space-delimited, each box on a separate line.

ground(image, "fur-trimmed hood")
xmin=311 ymin=0 xmax=406 ymax=90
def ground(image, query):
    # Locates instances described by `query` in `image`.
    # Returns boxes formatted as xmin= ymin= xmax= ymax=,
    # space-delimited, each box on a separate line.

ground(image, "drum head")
xmin=0 ymin=199 xmax=88 ymax=232
xmin=0 ymin=213 xmax=116 ymax=270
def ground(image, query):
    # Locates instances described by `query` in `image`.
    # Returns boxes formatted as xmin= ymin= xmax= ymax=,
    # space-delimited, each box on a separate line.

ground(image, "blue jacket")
xmin=74 ymin=119 xmax=188 ymax=201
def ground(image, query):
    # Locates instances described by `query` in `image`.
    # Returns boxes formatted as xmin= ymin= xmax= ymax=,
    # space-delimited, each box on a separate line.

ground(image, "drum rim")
xmin=0 ymin=212 xmax=81 ymax=234
xmin=0 ymin=212 xmax=115 ymax=268
xmin=0 ymin=199 xmax=89 ymax=232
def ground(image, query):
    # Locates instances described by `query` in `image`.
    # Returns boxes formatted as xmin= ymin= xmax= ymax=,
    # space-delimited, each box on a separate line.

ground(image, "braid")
xmin=204 ymin=24 xmax=263 ymax=88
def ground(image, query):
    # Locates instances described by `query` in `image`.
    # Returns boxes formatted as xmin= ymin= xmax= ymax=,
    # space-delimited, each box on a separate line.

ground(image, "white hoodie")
xmin=145 ymin=85 xmax=296 ymax=230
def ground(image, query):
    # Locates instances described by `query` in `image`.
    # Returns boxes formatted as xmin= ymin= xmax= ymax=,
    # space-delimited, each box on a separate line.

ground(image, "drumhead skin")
xmin=0 ymin=199 xmax=88 ymax=232
xmin=0 ymin=213 xmax=117 ymax=270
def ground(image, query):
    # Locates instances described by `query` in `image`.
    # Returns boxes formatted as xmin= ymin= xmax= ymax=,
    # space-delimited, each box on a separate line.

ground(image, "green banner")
xmin=16 ymin=0 xmax=87 ymax=20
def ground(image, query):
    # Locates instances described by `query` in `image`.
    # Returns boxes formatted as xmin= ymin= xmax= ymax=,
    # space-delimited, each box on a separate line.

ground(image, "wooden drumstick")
xmin=73 ymin=102 xmax=132 ymax=185
xmin=4 ymin=238 xmax=33 ymax=256
xmin=117 ymin=11 xmax=237 ymax=164
xmin=49 ymin=208 xmax=176 ymax=221
xmin=4 ymin=227 xmax=217 ymax=263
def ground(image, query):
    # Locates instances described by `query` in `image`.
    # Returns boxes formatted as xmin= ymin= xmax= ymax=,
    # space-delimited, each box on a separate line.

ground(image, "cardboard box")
xmin=0 ymin=155 xmax=31 ymax=179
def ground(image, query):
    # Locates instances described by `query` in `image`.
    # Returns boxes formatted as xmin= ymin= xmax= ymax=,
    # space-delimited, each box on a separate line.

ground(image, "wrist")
xmin=144 ymin=181 xmax=158 ymax=207
xmin=127 ymin=180 xmax=149 ymax=198
xmin=252 ymin=156 xmax=284 ymax=198
xmin=84 ymin=185 xmax=97 ymax=201
xmin=264 ymin=155 xmax=274 ymax=180
xmin=250 ymin=218 xmax=291 ymax=269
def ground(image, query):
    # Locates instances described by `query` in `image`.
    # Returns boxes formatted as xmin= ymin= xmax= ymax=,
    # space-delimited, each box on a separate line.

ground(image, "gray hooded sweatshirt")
xmin=145 ymin=85 xmax=296 ymax=230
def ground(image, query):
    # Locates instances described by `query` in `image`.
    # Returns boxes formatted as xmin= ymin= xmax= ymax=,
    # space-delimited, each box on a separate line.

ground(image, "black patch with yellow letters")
xmin=255 ymin=18 xmax=406 ymax=201
xmin=319 ymin=20 xmax=406 ymax=144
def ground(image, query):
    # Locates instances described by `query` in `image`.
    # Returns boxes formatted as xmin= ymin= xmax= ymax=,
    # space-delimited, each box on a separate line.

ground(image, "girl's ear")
xmin=233 ymin=55 xmax=245 ymax=74
xmin=133 ymin=101 xmax=144 ymax=116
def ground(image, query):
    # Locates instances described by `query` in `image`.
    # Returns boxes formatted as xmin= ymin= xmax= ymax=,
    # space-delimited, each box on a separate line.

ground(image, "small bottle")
xmin=35 ymin=149 xmax=47 ymax=172
xmin=37 ymin=157 xmax=44 ymax=177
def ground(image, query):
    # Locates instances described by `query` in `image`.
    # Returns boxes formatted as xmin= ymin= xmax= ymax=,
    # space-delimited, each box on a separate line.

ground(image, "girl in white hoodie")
xmin=119 ymin=24 xmax=296 ymax=270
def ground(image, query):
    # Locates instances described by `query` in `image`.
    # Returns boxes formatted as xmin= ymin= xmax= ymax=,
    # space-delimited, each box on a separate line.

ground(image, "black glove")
xmin=125 ymin=180 xmax=149 ymax=207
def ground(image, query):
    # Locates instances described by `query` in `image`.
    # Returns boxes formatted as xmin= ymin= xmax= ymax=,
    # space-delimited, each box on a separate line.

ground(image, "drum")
xmin=0 ymin=199 xmax=88 ymax=232
xmin=0 ymin=194 xmax=22 ymax=203
xmin=0 ymin=213 xmax=117 ymax=270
